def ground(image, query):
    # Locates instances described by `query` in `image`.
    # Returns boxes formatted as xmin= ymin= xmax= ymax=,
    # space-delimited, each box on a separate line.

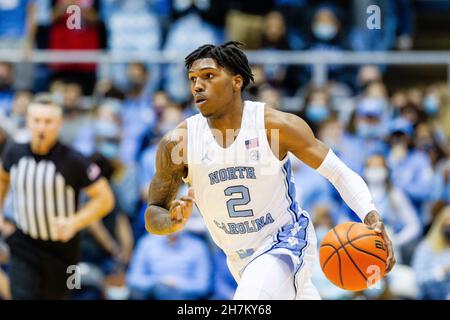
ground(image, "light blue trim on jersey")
xmin=238 ymin=213 xmax=310 ymax=284
xmin=281 ymin=158 xmax=300 ymax=223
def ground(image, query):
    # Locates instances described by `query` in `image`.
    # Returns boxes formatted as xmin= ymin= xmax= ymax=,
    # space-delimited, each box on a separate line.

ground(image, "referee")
xmin=0 ymin=94 xmax=115 ymax=299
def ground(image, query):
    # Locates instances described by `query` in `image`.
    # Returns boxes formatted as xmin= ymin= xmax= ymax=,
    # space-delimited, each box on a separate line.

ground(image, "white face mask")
xmin=390 ymin=143 xmax=407 ymax=162
xmin=313 ymin=23 xmax=338 ymax=41
xmin=364 ymin=167 xmax=388 ymax=185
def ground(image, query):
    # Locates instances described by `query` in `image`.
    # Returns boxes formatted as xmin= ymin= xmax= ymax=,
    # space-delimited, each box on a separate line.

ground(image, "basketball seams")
xmin=320 ymin=244 xmax=338 ymax=270
xmin=332 ymin=225 xmax=368 ymax=283
xmin=320 ymin=233 xmax=382 ymax=269
xmin=346 ymin=236 xmax=387 ymax=264
xmin=335 ymin=245 xmax=344 ymax=288
xmin=345 ymin=222 xmax=387 ymax=264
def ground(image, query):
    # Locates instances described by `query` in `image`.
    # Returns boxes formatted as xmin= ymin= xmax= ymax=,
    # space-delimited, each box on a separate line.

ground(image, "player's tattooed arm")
xmin=145 ymin=123 xmax=193 ymax=235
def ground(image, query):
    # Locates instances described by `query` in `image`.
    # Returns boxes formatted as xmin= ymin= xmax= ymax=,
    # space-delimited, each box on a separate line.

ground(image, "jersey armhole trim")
xmin=182 ymin=118 xmax=193 ymax=185
xmin=259 ymin=103 xmax=290 ymax=165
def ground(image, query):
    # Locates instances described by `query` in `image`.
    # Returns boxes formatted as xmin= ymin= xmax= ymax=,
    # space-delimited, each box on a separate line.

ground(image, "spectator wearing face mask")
xmin=400 ymin=103 xmax=427 ymax=130
xmin=300 ymin=87 xmax=334 ymax=134
xmin=352 ymin=96 xmax=389 ymax=158
xmin=305 ymin=5 xmax=351 ymax=84
xmin=94 ymin=117 xmax=140 ymax=229
xmin=363 ymin=154 xmax=421 ymax=265
xmin=387 ymin=118 xmax=434 ymax=224
xmin=412 ymin=207 xmax=450 ymax=299
xmin=422 ymin=84 xmax=450 ymax=145
xmin=413 ymin=123 xmax=447 ymax=171
xmin=120 ymin=62 xmax=157 ymax=165
xmin=59 ymin=82 xmax=95 ymax=155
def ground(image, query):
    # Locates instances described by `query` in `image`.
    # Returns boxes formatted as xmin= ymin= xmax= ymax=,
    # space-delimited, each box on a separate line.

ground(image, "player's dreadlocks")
xmin=185 ymin=41 xmax=255 ymax=91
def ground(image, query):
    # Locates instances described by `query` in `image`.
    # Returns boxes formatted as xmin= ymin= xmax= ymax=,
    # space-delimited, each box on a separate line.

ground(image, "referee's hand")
xmin=53 ymin=217 xmax=78 ymax=242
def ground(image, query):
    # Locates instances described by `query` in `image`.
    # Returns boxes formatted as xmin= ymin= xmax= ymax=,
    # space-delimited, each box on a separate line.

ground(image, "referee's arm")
xmin=54 ymin=178 xmax=115 ymax=242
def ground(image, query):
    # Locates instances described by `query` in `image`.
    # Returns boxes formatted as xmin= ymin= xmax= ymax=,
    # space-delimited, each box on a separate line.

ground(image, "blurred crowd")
xmin=0 ymin=0 xmax=450 ymax=300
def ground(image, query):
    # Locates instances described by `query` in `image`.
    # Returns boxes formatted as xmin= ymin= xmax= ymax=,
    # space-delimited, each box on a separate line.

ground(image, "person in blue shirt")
xmin=0 ymin=63 xmax=15 ymax=116
xmin=0 ymin=0 xmax=35 ymax=90
xmin=412 ymin=207 xmax=450 ymax=299
xmin=120 ymin=63 xmax=157 ymax=165
xmin=386 ymin=118 xmax=434 ymax=224
xmin=126 ymin=231 xmax=212 ymax=300
xmin=349 ymin=96 xmax=390 ymax=170
xmin=363 ymin=153 xmax=422 ymax=265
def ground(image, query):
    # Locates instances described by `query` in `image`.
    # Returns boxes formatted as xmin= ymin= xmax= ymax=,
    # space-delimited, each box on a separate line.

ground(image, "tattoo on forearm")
xmin=146 ymin=134 xmax=187 ymax=232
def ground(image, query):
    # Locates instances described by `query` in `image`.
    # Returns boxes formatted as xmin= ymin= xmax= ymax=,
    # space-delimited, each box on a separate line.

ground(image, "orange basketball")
xmin=319 ymin=222 xmax=388 ymax=291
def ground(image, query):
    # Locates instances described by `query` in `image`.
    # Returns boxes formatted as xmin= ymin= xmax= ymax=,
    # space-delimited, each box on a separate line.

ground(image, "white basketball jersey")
xmin=185 ymin=101 xmax=312 ymax=265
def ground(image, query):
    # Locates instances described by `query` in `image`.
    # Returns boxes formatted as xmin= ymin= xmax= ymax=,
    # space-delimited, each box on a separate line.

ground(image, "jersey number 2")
xmin=224 ymin=185 xmax=254 ymax=218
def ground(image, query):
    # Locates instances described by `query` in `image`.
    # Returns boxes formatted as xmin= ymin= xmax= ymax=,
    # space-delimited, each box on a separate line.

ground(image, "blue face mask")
xmin=306 ymin=104 xmax=330 ymax=123
xmin=356 ymin=122 xmax=382 ymax=139
xmin=98 ymin=142 xmax=119 ymax=159
xmin=424 ymin=95 xmax=439 ymax=116
xmin=313 ymin=23 xmax=338 ymax=41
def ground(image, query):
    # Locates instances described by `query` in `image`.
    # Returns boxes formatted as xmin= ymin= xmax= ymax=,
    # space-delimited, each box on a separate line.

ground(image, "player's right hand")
xmin=168 ymin=188 xmax=195 ymax=225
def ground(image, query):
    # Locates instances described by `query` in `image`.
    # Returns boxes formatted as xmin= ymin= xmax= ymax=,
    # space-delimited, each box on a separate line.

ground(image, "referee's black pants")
xmin=5 ymin=229 xmax=80 ymax=300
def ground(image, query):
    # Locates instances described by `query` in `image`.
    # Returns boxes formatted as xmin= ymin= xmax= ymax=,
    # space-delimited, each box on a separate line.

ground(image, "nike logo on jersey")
xmin=208 ymin=166 xmax=256 ymax=185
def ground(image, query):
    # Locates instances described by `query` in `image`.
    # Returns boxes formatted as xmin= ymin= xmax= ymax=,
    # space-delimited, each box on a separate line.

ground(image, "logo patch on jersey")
xmin=245 ymin=138 xmax=259 ymax=149
xmin=249 ymin=149 xmax=259 ymax=161
xmin=201 ymin=150 xmax=212 ymax=163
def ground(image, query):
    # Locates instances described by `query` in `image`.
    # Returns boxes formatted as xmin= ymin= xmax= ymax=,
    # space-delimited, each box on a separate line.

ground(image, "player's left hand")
xmin=364 ymin=211 xmax=396 ymax=274
xmin=53 ymin=217 xmax=79 ymax=242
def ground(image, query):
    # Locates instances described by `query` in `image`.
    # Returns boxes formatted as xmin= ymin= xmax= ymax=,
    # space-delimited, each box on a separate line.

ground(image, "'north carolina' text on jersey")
xmin=184 ymin=101 xmax=311 ymax=262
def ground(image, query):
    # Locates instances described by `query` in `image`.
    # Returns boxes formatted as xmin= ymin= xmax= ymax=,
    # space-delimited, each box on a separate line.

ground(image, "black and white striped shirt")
xmin=1 ymin=141 xmax=101 ymax=241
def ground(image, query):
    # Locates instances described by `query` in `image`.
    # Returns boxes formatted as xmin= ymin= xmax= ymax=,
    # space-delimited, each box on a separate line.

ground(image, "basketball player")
xmin=145 ymin=42 xmax=395 ymax=299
